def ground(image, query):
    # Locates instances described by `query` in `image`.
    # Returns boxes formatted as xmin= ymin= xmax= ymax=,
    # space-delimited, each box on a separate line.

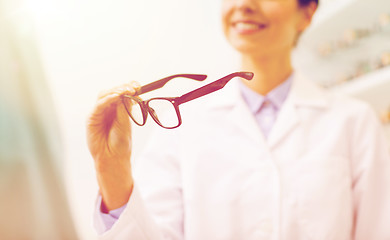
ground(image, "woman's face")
xmin=222 ymin=0 xmax=314 ymax=57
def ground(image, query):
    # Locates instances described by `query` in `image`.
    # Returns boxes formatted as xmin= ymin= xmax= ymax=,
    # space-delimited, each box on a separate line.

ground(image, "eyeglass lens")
xmin=147 ymin=99 xmax=180 ymax=128
xmin=122 ymin=97 xmax=144 ymax=125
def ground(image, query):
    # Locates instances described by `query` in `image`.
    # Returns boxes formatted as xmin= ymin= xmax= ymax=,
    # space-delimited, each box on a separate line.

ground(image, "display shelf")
xmin=295 ymin=0 xmax=390 ymax=87
xmin=293 ymin=0 xmax=390 ymax=147
xmin=310 ymin=0 xmax=356 ymax=30
xmin=302 ymin=0 xmax=390 ymax=49
xmin=331 ymin=66 xmax=390 ymax=96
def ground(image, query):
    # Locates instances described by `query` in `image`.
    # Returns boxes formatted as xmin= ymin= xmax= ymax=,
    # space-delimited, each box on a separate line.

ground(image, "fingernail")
xmin=130 ymin=81 xmax=141 ymax=89
xmin=128 ymin=89 xmax=135 ymax=95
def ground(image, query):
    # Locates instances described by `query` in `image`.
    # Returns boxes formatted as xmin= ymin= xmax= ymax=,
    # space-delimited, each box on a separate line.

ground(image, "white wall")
xmin=29 ymin=0 xmax=237 ymax=239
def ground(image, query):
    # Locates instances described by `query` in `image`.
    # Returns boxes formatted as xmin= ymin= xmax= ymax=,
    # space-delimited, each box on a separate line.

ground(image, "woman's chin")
xmin=229 ymin=39 xmax=292 ymax=58
xmin=232 ymin=44 xmax=271 ymax=57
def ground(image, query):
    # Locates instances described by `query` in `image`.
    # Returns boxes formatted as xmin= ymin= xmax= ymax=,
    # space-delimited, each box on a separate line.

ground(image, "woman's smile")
xmin=232 ymin=20 xmax=268 ymax=35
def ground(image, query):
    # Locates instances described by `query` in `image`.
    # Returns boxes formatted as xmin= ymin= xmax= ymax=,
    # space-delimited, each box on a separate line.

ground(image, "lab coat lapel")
xmin=229 ymin=95 xmax=266 ymax=146
xmin=268 ymin=73 xmax=329 ymax=149
xmin=267 ymin=97 xmax=299 ymax=149
xmin=209 ymin=79 xmax=266 ymax=146
xmin=207 ymin=75 xmax=328 ymax=149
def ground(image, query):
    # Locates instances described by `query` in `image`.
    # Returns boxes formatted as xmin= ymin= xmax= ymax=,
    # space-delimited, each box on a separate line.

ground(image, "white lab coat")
xmin=94 ymin=73 xmax=390 ymax=240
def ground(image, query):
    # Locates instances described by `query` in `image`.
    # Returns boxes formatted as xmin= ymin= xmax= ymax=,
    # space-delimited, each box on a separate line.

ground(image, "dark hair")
xmin=298 ymin=0 xmax=318 ymax=6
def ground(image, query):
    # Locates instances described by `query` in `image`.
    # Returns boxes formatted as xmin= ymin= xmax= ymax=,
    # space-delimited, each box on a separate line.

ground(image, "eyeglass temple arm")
xmin=176 ymin=72 xmax=254 ymax=105
xmin=136 ymin=74 xmax=208 ymax=95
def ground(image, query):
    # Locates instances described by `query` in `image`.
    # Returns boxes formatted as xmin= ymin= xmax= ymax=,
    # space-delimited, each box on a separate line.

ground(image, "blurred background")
xmin=1 ymin=0 xmax=389 ymax=239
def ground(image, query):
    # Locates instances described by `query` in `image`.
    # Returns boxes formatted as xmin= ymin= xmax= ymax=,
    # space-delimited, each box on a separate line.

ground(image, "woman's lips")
xmin=232 ymin=21 xmax=267 ymax=34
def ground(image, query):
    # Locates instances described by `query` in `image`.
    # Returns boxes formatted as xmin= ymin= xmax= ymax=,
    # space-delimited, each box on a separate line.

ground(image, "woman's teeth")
xmin=235 ymin=22 xmax=263 ymax=31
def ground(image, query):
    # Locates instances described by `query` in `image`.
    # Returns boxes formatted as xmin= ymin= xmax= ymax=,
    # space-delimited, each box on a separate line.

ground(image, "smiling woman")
xmin=221 ymin=0 xmax=318 ymax=95
xmin=86 ymin=0 xmax=390 ymax=239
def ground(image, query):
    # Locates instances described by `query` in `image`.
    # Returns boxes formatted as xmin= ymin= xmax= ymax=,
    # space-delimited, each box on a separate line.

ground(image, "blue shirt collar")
xmin=239 ymin=74 xmax=293 ymax=113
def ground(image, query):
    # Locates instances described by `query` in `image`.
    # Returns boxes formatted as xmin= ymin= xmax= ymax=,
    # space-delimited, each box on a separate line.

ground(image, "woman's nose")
xmin=235 ymin=0 xmax=258 ymax=14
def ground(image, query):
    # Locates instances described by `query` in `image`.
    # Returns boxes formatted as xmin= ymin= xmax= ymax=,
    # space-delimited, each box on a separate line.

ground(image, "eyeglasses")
xmin=121 ymin=72 xmax=254 ymax=129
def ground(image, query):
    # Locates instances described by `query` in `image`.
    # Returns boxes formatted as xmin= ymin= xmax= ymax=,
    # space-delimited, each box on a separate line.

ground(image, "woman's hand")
xmin=87 ymin=82 xmax=139 ymax=212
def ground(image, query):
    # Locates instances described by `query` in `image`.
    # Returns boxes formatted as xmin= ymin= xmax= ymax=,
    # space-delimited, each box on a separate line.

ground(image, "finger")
xmin=90 ymin=93 xmax=122 ymax=118
xmin=87 ymin=92 xmax=130 ymax=139
xmin=98 ymin=82 xmax=141 ymax=100
xmin=98 ymin=86 xmax=134 ymax=100
xmin=129 ymin=81 xmax=141 ymax=91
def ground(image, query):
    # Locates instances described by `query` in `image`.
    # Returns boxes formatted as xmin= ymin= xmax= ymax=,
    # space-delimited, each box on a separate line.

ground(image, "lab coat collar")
xmin=269 ymin=73 xmax=329 ymax=148
xmin=206 ymin=72 xmax=329 ymax=110
xmin=205 ymin=72 xmax=330 ymax=148
xmin=289 ymin=72 xmax=329 ymax=109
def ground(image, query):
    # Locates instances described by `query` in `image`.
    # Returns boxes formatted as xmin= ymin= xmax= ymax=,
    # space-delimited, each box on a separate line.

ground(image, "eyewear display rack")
xmin=294 ymin=0 xmax=390 ymax=148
